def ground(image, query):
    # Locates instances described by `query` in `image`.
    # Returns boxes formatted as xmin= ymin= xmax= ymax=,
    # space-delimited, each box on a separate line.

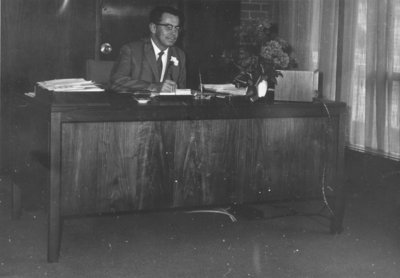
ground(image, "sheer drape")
xmin=278 ymin=0 xmax=339 ymax=100
xmin=278 ymin=0 xmax=317 ymax=70
xmin=339 ymin=0 xmax=400 ymax=159
xmin=279 ymin=0 xmax=400 ymax=160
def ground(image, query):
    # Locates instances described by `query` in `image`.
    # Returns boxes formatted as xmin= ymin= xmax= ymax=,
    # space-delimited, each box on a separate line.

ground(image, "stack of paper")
xmin=37 ymin=78 xmax=104 ymax=92
xmin=203 ymin=84 xmax=247 ymax=96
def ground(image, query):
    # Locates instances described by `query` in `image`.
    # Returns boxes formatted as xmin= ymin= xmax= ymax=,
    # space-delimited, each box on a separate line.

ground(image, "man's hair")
xmin=149 ymin=6 xmax=184 ymax=26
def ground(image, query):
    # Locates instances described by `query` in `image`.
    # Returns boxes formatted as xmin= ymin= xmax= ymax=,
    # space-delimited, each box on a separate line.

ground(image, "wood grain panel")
xmin=1 ymin=0 xmax=97 ymax=93
xmin=60 ymin=116 xmax=338 ymax=216
xmin=2 ymin=0 xmax=97 ymax=171
xmin=234 ymin=117 xmax=338 ymax=203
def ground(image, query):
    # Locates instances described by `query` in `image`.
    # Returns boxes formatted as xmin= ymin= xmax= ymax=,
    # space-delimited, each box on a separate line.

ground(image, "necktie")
xmin=157 ymin=51 xmax=164 ymax=81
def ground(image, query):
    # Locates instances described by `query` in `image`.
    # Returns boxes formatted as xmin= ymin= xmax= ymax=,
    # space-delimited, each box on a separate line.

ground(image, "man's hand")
xmin=160 ymin=79 xmax=177 ymax=93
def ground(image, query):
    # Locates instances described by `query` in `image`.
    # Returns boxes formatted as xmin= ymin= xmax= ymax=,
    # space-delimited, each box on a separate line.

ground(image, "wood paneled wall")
xmin=1 ymin=0 xmax=97 ymax=93
xmin=1 ymin=0 xmax=97 ymax=171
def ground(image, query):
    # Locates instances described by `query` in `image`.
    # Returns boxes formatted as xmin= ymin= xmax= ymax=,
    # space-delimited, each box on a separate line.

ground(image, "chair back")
xmin=86 ymin=59 xmax=115 ymax=86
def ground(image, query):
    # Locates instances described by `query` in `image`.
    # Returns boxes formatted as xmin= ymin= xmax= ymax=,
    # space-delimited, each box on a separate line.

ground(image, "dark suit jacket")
xmin=109 ymin=38 xmax=186 ymax=93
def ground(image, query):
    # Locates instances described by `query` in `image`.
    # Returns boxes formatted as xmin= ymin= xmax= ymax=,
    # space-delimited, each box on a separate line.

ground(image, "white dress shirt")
xmin=151 ymin=39 xmax=169 ymax=82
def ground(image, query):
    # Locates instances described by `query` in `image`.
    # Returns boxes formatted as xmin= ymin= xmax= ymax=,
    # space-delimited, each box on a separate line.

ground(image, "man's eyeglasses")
xmin=156 ymin=23 xmax=182 ymax=32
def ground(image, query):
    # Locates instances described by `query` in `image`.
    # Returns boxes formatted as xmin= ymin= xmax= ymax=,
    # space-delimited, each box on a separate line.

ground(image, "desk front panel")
xmin=60 ymin=116 xmax=339 ymax=216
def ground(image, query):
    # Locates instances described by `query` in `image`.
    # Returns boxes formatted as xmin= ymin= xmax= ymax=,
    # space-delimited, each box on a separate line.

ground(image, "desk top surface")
xmin=24 ymin=92 xmax=347 ymax=122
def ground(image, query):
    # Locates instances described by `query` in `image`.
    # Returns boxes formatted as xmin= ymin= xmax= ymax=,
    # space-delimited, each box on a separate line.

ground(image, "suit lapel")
xmin=143 ymin=39 xmax=180 ymax=83
xmin=166 ymin=48 xmax=178 ymax=82
xmin=143 ymin=40 xmax=159 ymax=81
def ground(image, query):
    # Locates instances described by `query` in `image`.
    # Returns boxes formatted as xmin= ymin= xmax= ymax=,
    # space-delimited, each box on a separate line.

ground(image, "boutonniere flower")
xmin=170 ymin=56 xmax=179 ymax=66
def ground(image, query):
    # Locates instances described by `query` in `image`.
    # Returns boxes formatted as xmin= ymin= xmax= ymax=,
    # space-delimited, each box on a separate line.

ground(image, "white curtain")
xmin=339 ymin=0 xmax=400 ymax=159
xmin=279 ymin=0 xmax=400 ymax=160
xmin=278 ymin=0 xmax=339 ymax=100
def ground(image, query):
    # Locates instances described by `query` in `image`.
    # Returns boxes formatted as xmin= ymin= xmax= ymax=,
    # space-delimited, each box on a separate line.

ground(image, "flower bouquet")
xmin=229 ymin=19 xmax=297 ymax=102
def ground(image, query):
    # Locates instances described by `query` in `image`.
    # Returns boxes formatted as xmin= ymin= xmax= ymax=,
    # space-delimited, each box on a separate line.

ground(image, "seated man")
xmin=109 ymin=6 xmax=186 ymax=93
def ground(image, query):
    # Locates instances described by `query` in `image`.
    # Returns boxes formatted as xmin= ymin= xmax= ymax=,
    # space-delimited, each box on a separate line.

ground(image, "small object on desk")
xmin=25 ymin=92 xmax=36 ymax=98
xmin=193 ymin=90 xmax=213 ymax=100
xmin=155 ymin=89 xmax=194 ymax=102
xmin=134 ymin=98 xmax=151 ymax=104
xmin=132 ymin=91 xmax=152 ymax=104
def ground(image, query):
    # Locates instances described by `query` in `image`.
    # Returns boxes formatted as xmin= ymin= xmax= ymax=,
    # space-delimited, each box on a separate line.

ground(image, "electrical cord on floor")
xmin=319 ymin=99 xmax=336 ymax=217
xmin=251 ymin=100 xmax=336 ymax=224
xmin=185 ymin=202 xmax=333 ymax=227
xmin=186 ymin=100 xmax=339 ymax=225
xmin=186 ymin=208 xmax=237 ymax=222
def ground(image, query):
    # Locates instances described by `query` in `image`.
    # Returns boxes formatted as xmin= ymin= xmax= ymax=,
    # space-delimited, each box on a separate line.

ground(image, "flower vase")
xmin=257 ymin=80 xmax=268 ymax=98
xmin=256 ymin=80 xmax=275 ymax=104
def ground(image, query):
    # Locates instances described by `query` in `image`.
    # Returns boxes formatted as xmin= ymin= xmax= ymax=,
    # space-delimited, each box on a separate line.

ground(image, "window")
xmin=347 ymin=0 xmax=400 ymax=159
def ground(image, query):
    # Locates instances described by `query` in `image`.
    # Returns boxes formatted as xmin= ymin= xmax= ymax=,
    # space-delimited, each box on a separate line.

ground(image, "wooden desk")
xmin=12 ymin=94 xmax=347 ymax=262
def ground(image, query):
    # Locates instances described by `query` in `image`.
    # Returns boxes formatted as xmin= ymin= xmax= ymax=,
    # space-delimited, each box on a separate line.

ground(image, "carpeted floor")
xmin=1 ymin=150 xmax=400 ymax=277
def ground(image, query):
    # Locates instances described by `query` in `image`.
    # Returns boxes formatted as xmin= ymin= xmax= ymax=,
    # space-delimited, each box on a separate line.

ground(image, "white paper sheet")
xmin=159 ymin=89 xmax=192 ymax=95
xmin=203 ymin=84 xmax=247 ymax=96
